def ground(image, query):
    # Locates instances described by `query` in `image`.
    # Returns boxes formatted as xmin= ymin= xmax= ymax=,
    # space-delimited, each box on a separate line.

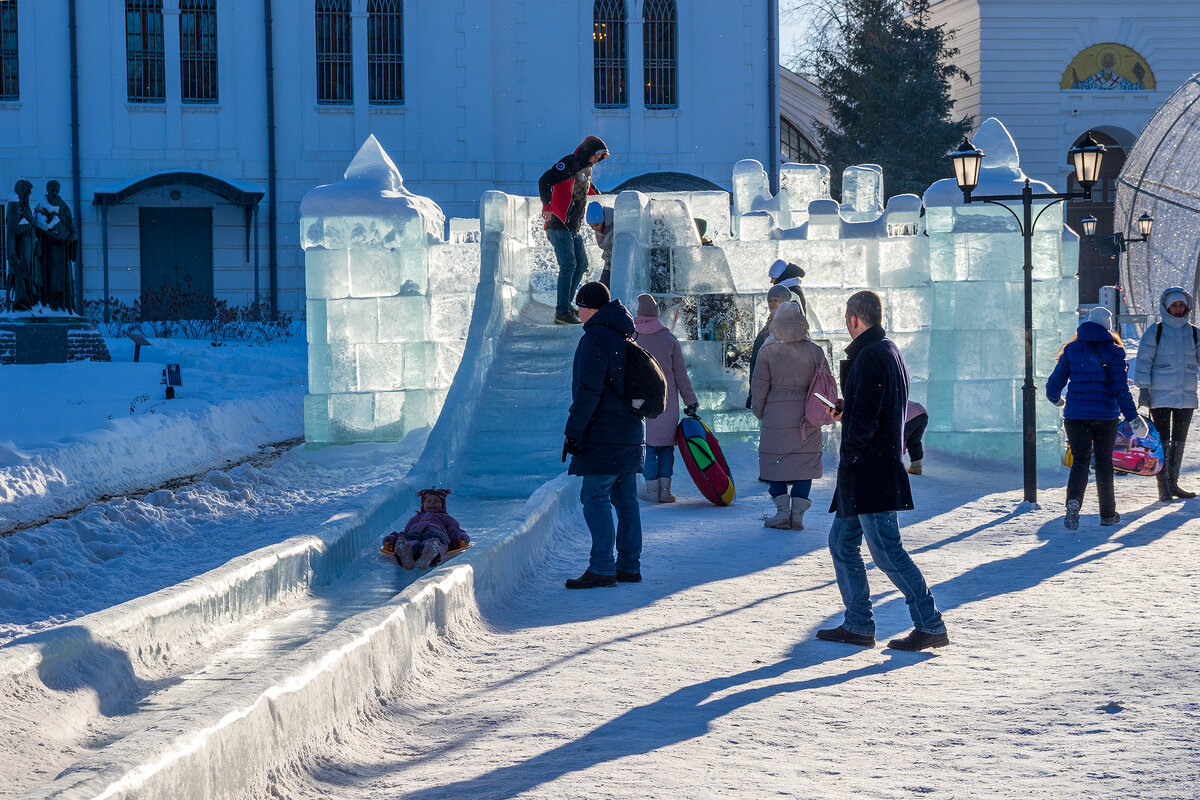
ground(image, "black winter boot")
xmin=1169 ymin=441 xmax=1196 ymax=499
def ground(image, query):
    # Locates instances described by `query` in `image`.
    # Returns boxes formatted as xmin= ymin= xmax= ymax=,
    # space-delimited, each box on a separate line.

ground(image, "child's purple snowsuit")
xmin=383 ymin=511 xmax=469 ymax=551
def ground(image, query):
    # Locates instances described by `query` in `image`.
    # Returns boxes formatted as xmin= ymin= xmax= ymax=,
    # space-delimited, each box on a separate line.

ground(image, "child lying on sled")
xmin=382 ymin=488 xmax=470 ymax=570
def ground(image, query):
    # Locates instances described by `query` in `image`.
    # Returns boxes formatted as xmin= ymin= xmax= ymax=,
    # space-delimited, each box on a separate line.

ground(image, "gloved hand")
xmin=1129 ymin=416 xmax=1150 ymax=440
xmin=684 ymin=402 xmax=700 ymax=419
xmin=562 ymin=437 xmax=580 ymax=463
xmin=1053 ymin=397 xmax=1066 ymax=408
xmin=1138 ymin=388 xmax=1150 ymax=408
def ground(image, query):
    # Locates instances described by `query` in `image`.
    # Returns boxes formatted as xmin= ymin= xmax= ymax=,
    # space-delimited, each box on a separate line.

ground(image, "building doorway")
xmin=1065 ymin=130 xmax=1127 ymax=303
xmin=139 ymin=206 xmax=213 ymax=318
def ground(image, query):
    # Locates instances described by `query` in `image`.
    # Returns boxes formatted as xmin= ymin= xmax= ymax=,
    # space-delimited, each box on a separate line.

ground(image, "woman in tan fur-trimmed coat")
xmin=751 ymin=300 xmax=829 ymax=530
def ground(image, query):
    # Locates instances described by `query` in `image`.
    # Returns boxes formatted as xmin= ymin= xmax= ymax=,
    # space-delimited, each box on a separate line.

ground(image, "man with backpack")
xmin=562 ymin=281 xmax=648 ymax=589
xmin=819 ymin=290 xmax=949 ymax=651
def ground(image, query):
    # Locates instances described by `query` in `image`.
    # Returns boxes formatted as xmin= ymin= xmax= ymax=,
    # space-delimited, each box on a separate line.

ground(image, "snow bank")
xmin=0 ymin=389 xmax=302 ymax=528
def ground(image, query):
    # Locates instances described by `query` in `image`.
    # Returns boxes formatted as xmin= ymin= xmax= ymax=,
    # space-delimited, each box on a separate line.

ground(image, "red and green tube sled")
xmin=675 ymin=416 xmax=736 ymax=506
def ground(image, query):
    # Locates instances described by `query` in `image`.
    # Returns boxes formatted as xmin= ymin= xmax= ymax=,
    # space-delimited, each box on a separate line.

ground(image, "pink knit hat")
xmin=636 ymin=293 xmax=659 ymax=317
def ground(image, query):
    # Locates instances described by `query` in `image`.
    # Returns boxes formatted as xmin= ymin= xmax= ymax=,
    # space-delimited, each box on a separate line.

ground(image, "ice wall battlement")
xmin=303 ymin=120 xmax=1079 ymax=463
xmin=301 ymin=137 xmax=470 ymax=445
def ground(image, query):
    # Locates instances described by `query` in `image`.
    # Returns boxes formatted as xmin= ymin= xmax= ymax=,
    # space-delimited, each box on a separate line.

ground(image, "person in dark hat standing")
xmin=769 ymin=259 xmax=807 ymax=317
xmin=561 ymin=281 xmax=645 ymax=589
xmin=539 ymin=137 xmax=609 ymax=325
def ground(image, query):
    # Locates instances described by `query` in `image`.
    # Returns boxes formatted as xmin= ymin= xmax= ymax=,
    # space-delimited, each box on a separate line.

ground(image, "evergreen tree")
xmin=793 ymin=0 xmax=972 ymax=197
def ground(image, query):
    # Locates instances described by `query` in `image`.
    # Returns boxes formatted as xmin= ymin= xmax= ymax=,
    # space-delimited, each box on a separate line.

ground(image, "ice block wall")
xmin=300 ymin=136 xmax=448 ymax=445
xmin=922 ymin=118 xmax=1079 ymax=463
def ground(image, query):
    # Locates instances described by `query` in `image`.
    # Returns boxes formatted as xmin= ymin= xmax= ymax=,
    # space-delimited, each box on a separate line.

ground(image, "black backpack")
xmin=1154 ymin=322 xmax=1199 ymax=346
xmin=620 ymin=338 xmax=668 ymax=419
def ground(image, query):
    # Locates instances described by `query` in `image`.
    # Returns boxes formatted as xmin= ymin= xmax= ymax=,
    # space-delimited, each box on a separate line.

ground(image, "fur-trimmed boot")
xmin=658 ymin=477 xmax=677 ymax=503
xmin=638 ymin=477 xmax=660 ymax=502
xmin=789 ymin=497 xmax=812 ymax=529
xmin=764 ymin=495 xmax=791 ymax=529
xmin=1169 ymin=441 xmax=1196 ymax=499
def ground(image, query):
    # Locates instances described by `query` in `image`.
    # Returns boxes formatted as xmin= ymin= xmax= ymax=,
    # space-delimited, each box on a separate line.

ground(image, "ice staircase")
xmin=451 ymin=301 xmax=582 ymax=498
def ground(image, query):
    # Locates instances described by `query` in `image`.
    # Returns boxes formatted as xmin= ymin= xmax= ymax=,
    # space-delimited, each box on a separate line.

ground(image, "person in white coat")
xmin=1134 ymin=287 xmax=1200 ymax=500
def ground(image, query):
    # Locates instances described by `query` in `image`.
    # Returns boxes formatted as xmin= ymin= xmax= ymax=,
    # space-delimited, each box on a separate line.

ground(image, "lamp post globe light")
xmin=949 ymin=132 xmax=1106 ymax=505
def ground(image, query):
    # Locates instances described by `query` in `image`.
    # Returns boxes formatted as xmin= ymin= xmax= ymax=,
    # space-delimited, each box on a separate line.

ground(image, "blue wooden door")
xmin=139 ymin=207 xmax=213 ymax=318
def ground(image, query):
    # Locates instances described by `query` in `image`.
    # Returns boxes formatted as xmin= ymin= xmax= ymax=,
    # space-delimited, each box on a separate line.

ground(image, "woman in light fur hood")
xmin=633 ymin=293 xmax=699 ymax=503
xmin=1134 ymin=287 xmax=1200 ymax=500
xmin=751 ymin=300 xmax=831 ymax=529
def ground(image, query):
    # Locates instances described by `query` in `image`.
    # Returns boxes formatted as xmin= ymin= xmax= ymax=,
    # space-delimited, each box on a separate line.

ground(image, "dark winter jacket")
xmin=538 ymin=136 xmax=607 ymax=233
xmin=565 ymin=300 xmax=646 ymax=476
xmin=745 ymin=322 xmax=772 ymax=408
xmin=1046 ymin=321 xmax=1138 ymax=422
xmin=830 ymin=325 xmax=914 ymax=518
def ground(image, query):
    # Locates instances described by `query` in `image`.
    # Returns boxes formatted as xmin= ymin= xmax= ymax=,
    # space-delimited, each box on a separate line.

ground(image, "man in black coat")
xmin=562 ymin=281 xmax=645 ymax=589
xmin=817 ymin=290 xmax=949 ymax=651
xmin=539 ymin=136 xmax=609 ymax=325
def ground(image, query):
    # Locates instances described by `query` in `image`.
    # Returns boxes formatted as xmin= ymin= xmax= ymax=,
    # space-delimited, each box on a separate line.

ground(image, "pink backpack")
xmin=802 ymin=352 xmax=838 ymax=441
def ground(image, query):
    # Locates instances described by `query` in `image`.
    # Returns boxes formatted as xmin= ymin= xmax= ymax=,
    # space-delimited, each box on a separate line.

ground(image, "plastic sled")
xmin=1063 ymin=414 xmax=1162 ymax=476
xmin=675 ymin=416 xmax=736 ymax=506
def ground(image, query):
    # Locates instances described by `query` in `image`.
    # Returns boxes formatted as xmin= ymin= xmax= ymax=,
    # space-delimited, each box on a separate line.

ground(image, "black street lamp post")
xmin=950 ymin=132 xmax=1107 ymax=505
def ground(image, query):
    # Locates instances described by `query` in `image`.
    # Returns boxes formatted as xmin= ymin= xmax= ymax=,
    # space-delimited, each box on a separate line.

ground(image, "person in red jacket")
xmin=538 ymin=136 xmax=609 ymax=324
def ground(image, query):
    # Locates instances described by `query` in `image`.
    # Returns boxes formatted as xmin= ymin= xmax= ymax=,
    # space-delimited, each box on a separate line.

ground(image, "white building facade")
xmin=0 ymin=0 xmax=776 ymax=314
xmin=926 ymin=0 xmax=1200 ymax=301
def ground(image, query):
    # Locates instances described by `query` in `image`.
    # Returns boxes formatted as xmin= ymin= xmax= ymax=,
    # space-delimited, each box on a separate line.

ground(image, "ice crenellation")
xmin=304 ymin=121 xmax=1079 ymax=462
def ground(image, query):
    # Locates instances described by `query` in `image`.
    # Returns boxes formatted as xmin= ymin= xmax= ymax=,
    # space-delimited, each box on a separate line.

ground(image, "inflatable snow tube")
xmin=675 ymin=416 xmax=736 ymax=506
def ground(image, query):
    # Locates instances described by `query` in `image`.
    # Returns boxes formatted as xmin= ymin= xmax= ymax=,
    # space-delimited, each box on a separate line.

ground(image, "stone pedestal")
xmin=0 ymin=316 xmax=112 ymax=365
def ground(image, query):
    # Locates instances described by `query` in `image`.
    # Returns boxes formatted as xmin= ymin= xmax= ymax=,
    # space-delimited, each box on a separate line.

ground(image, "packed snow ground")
xmin=270 ymin=442 xmax=1200 ymax=800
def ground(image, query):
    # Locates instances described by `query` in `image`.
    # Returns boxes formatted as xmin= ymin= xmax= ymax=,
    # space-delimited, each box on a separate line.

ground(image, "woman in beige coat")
xmin=751 ymin=301 xmax=829 ymax=529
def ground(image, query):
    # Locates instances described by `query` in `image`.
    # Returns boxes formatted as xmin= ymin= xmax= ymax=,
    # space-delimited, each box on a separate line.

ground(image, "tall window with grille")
xmin=367 ymin=0 xmax=403 ymax=105
xmin=0 ymin=0 xmax=17 ymax=101
xmin=180 ymin=0 xmax=218 ymax=103
xmin=126 ymin=0 xmax=165 ymax=102
xmin=642 ymin=0 xmax=676 ymax=109
xmin=593 ymin=0 xmax=626 ymax=108
xmin=316 ymin=0 xmax=352 ymax=104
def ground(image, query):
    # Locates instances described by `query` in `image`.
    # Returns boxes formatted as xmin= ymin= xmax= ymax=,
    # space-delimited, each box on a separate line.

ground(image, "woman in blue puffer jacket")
xmin=1134 ymin=287 xmax=1200 ymax=501
xmin=1046 ymin=307 xmax=1141 ymax=529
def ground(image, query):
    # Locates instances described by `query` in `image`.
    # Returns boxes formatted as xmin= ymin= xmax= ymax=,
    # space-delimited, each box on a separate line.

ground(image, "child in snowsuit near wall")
xmin=383 ymin=488 xmax=470 ymax=570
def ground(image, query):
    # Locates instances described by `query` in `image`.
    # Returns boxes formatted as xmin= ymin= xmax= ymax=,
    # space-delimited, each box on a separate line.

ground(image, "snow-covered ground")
xmin=270 ymin=442 xmax=1200 ymax=800
xmin=1 ymin=334 xmax=1198 ymax=799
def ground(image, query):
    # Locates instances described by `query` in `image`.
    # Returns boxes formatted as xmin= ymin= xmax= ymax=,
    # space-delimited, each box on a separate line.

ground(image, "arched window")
xmin=780 ymin=118 xmax=817 ymax=163
xmin=368 ymin=0 xmax=403 ymax=105
xmin=316 ymin=0 xmax=352 ymax=104
xmin=643 ymin=0 xmax=676 ymax=109
xmin=126 ymin=0 xmax=165 ymax=102
xmin=0 ymin=1 xmax=17 ymax=101
xmin=180 ymin=0 xmax=218 ymax=103
xmin=593 ymin=0 xmax=626 ymax=108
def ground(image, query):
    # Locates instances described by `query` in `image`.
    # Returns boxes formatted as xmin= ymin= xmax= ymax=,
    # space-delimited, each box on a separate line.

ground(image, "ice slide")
xmin=0 ymin=265 xmax=585 ymax=797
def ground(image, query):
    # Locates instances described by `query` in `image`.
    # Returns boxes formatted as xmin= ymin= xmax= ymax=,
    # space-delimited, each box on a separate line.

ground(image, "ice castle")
xmin=303 ymin=119 xmax=1081 ymax=465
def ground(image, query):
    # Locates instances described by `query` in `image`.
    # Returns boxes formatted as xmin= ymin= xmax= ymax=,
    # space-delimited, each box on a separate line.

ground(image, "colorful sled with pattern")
xmin=676 ymin=416 xmax=736 ymax=506
xmin=1063 ymin=414 xmax=1163 ymax=476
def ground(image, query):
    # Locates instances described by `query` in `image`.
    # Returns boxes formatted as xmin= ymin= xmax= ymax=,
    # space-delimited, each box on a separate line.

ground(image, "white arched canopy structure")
xmin=1115 ymin=72 xmax=1200 ymax=321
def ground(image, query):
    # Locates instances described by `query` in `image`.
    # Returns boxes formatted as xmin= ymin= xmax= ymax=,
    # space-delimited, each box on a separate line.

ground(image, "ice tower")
xmin=301 ymin=136 xmax=447 ymax=445
xmin=922 ymin=119 xmax=1079 ymax=463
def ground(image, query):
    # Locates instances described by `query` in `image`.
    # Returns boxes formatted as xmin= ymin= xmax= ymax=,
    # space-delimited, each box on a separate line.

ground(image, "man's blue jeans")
xmin=827 ymin=512 xmax=945 ymax=636
xmin=580 ymin=473 xmax=642 ymax=575
xmin=549 ymin=229 xmax=589 ymax=314
xmin=643 ymin=445 xmax=675 ymax=480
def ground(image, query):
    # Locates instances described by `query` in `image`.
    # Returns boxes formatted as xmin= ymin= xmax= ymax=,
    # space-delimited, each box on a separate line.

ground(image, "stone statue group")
xmin=4 ymin=179 xmax=77 ymax=314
